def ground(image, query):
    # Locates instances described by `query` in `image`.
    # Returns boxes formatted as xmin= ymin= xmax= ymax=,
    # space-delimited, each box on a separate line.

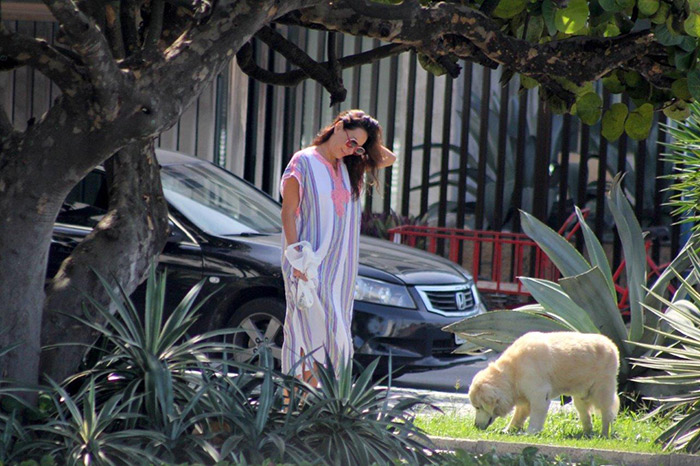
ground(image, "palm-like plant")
xmin=631 ymin=256 xmax=700 ymax=452
xmin=290 ymin=357 xmax=437 ymax=465
xmin=444 ymin=174 xmax=698 ymax=387
xmin=22 ymin=379 xmax=163 ymax=465
xmin=625 ymin=104 xmax=700 ymax=453
xmin=65 ymin=267 xmax=238 ymax=422
xmin=661 ymin=101 xmax=700 ymax=230
xmin=36 ymin=267 xmax=440 ymax=464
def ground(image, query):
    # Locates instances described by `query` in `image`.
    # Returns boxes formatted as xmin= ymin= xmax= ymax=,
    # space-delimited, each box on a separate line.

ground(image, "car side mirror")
xmin=167 ymin=225 xmax=187 ymax=244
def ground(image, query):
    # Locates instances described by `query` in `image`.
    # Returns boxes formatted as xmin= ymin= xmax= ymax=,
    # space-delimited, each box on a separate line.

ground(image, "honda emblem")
xmin=455 ymin=291 xmax=468 ymax=310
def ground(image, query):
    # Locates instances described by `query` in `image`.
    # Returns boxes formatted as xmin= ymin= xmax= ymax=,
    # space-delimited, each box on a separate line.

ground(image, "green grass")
xmin=415 ymin=404 xmax=672 ymax=455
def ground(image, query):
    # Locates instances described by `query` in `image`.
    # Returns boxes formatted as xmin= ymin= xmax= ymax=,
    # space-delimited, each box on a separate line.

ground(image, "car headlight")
xmin=354 ymin=276 xmax=416 ymax=309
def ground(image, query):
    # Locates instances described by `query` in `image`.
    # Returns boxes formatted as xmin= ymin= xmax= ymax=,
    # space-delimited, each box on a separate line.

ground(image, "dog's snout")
xmin=473 ymin=411 xmax=494 ymax=430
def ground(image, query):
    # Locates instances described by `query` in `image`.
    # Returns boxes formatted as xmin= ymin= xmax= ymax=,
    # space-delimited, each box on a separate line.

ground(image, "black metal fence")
xmin=1 ymin=14 xmax=684 ymax=270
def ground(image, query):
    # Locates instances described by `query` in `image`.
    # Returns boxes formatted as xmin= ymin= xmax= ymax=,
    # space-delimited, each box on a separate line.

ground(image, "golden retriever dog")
xmin=468 ymin=331 xmax=620 ymax=437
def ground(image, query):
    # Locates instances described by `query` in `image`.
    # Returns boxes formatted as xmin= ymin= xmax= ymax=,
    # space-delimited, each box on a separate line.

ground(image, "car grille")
xmin=415 ymin=284 xmax=477 ymax=317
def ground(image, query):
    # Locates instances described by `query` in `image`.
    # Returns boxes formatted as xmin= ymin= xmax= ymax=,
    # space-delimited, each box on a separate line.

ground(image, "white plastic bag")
xmin=285 ymin=241 xmax=321 ymax=311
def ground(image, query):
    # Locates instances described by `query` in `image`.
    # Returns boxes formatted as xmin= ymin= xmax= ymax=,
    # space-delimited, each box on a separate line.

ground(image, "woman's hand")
xmin=293 ymin=268 xmax=308 ymax=281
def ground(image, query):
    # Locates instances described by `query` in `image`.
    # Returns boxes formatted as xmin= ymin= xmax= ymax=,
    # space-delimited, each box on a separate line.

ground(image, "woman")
xmin=279 ymin=109 xmax=396 ymax=384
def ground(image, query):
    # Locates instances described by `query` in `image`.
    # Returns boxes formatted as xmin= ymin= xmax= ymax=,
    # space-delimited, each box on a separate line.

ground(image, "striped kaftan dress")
xmin=280 ymin=146 xmax=361 ymax=377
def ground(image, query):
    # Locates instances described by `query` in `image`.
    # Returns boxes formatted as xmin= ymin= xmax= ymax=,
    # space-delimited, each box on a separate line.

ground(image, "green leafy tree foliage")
xmin=358 ymin=0 xmax=700 ymax=142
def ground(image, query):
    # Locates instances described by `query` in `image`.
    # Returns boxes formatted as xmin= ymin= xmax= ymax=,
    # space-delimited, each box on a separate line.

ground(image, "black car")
xmin=50 ymin=149 xmax=488 ymax=374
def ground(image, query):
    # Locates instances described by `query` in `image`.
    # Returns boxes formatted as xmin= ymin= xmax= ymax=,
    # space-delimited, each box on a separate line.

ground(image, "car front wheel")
xmin=227 ymin=297 xmax=286 ymax=368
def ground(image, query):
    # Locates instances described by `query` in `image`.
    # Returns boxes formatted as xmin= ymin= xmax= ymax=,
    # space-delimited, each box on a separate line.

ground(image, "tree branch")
xmin=627 ymin=56 xmax=675 ymax=90
xmin=158 ymin=0 xmax=325 ymax=104
xmin=0 ymin=24 xmax=84 ymax=92
xmin=120 ymin=0 xmax=140 ymax=56
xmin=103 ymin=1 xmax=126 ymax=59
xmin=143 ymin=0 xmax=165 ymax=54
xmin=255 ymin=26 xmax=346 ymax=104
xmin=295 ymin=1 xmax=661 ymax=102
xmin=236 ymin=41 xmax=408 ymax=94
xmin=346 ymin=0 xmax=422 ymax=20
xmin=43 ymin=0 xmax=122 ymax=112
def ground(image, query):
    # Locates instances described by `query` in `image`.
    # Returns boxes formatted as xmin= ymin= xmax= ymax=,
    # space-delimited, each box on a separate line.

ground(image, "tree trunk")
xmin=40 ymin=140 xmax=169 ymax=383
xmin=0 ymin=147 xmax=65 ymax=404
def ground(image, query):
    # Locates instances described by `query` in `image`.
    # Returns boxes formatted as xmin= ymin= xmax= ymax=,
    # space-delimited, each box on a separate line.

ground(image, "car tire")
xmin=227 ymin=297 xmax=286 ymax=368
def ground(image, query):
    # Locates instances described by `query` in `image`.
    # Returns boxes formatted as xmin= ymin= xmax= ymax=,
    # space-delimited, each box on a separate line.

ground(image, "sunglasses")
xmin=344 ymin=129 xmax=366 ymax=156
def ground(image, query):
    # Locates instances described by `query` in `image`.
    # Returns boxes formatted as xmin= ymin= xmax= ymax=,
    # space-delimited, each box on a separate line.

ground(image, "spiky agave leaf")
xmin=632 ymin=267 xmax=700 ymax=453
xmin=20 ymin=378 xmax=163 ymax=465
xmin=290 ymin=357 xmax=440 ymax=465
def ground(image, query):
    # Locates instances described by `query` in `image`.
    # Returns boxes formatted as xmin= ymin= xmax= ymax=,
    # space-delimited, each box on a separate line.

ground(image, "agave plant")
xmin=288 ymin=357 xmax=439 ymax=465
xmin=21 ymin=378 xmax=163 ymax=465
xmin=631 ymin=257 xmax=700 ymax=453
xmin=661 ymin=101 xmax=700 ymax=231
xmin=444 ymin=174 xmax=698 ymax=388
xmin=41 ymin=267 xmax=438 ymax=464
xmin=57 ymin=266 xmax=247 ymax=463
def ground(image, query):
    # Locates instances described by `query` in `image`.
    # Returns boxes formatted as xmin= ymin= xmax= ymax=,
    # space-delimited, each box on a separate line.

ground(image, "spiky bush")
xmin=0 ymin=267 xmax=439 ymax=465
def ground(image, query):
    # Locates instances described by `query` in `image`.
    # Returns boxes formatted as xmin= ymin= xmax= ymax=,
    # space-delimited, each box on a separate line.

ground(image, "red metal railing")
xmin=388 ymin=209 xmax=671 ymax=311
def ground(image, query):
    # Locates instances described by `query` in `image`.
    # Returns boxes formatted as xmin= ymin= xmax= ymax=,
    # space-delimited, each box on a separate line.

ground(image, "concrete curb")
xmin=429 ymin=436 xmax=700 ymax=466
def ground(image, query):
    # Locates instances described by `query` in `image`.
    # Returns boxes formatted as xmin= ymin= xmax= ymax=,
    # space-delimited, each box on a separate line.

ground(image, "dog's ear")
xmin=490 ymin=384 xmax=515 ymax=416
xmin=470 ymin=381 xmax=498 ymax=414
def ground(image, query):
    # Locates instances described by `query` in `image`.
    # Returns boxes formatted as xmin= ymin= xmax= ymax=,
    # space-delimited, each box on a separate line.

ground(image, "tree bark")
xmin=40 ymin=140 xmax=169 ymax=383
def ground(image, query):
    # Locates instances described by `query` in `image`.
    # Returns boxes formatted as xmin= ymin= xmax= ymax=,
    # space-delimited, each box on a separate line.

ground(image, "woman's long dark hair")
xmin=311 ymin=109 xmax=382 ymax=199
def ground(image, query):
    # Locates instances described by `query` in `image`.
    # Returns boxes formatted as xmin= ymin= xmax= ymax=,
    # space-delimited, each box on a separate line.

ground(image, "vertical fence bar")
xmin=438 ymin=76 xmax=453 ymax=228
xmin=456 ymin=63 xmax=473 ymax=265
xmin=595 ymin=90 xmax=611 ymax=239
xmin=532 ymin=100 xmax=551 ymax=222
xmin=364 ymin=39 xmax=381 ymax=214
xmin=261 ymin=39 xmax=276 ymax=194
xmin=576 ymin=123 xmax=590 ymax=250
xmin=383 ymin=55 xmax=399 ymax=215
xmin=653 ymin=114 xmax=668 ymax=261
xmin=400 ymin=52 xmax=417 ymax=217
xmin=475 ymin=68 xmax=491 ymax=230
xmin=494 ymin=80 xmax=509 ymax=230
xmin=351 ymin=36 xmax=362 ymax=110
xmin=635 ymin=139 xmax=646 ymax=219
xmin=243 ymin=40 xmax=259 ymax=183
xmin=420 ymin=73 xmax=435 ymax=215
xmin=456 ymin=63 xmax=473 ymax=232
xmin=613 ymin=96 xmax=629 ymax=268
xmin=331 ymin=33 xmax=343 ymax=117
xmin=558 ymin=114 xmax=572 ymax=228
xmin=213 ymin=67 xmax=229 ymax=167
xmin=313 ymin=31 xmax=325 ymax=132
xmin=281 ymin=27 xmax=299 ymax=177
xmin=437 ymin=76 xmax=453 ymax=255
xmin=512 ymin=90 xmax=528 ymax=233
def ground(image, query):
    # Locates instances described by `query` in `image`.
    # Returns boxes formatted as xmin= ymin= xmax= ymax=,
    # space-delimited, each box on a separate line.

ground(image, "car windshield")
xmin=161 ymin=161 xmax=282 ymax=236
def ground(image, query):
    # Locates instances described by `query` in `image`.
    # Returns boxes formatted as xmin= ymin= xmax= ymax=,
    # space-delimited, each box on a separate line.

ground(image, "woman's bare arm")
xmin=281 ymin=176 xmax=307 ymax=280
xmin=281 ymin=176 xmax=300 ymax=246
xmin=376 ymin=146 xmax=397 ymax=169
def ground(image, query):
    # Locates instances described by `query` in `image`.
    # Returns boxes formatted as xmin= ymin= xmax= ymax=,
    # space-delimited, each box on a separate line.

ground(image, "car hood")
xmin=357 ymin=236 xmax=468 ymax=285
xmin=234 ymin=233 xmax=469 ymax=286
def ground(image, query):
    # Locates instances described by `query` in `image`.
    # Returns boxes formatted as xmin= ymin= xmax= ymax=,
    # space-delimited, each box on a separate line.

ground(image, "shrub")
xmin=0 ymin=267 xmax=439 ymax=465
